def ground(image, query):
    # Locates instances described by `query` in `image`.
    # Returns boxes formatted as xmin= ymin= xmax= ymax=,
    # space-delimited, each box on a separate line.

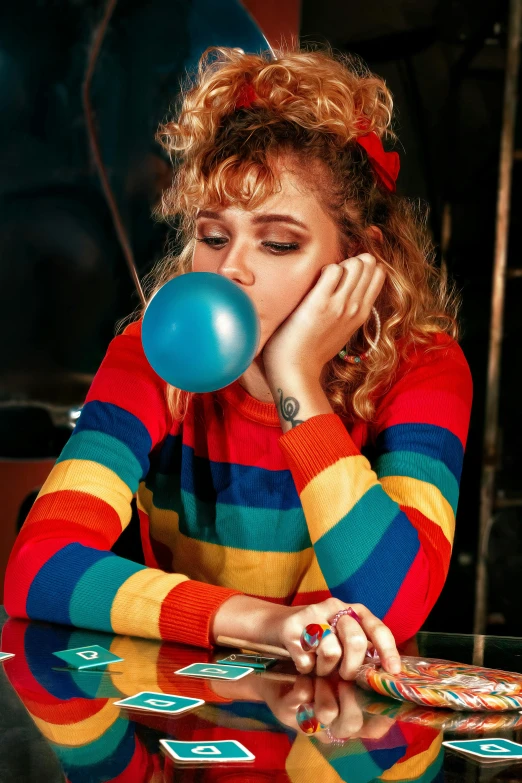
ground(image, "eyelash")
xmin=196 ymin=237 xmax=300 ymax=254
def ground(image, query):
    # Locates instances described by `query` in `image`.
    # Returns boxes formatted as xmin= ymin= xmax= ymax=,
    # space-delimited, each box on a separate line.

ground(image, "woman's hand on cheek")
xmin=262 ymin=253 xmax=386 ymax=382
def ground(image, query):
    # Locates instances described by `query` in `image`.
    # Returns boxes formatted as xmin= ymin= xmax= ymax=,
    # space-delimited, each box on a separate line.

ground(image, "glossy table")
xmin=2 ymin=606 xmax=522 ymax=782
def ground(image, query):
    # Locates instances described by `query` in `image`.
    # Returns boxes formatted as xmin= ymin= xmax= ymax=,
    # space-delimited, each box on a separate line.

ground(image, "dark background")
xmin=1 ymin=0 xmax=521 ymax=635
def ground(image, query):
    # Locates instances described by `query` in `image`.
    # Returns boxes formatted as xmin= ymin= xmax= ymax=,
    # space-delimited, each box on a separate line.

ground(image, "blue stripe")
xmin=329 ymin=510 xmax=420 ymax=617
xmin=68 ymin=400 xmax=151 ymax=479
xmin=180 ymin=443 xmax=302 ymax=509
xmin=376 ymin=423 xmax=463 ymax=482
xmin=24 ymin=624 xmax=89 ymax=701
xmin=26 ymin=544 xmax=113 ymax=626
xmin=147 ymin=442 xmax=312 ymax=552
xmin=313 ymin=485 xmax=399 ymax=586
xmin=24 ymin=623 xmax=122 ymax=700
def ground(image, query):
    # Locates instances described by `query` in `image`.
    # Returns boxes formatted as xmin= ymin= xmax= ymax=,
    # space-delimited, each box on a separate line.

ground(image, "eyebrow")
xmin=195 ymin=209 xmax=308 ymax=230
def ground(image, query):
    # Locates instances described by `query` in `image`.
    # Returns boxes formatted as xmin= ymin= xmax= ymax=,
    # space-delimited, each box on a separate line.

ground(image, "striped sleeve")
xmin=277 ymin=334 xmax=473 ymax=644
xmin=3 ymin=319 xmax=241 ymax=648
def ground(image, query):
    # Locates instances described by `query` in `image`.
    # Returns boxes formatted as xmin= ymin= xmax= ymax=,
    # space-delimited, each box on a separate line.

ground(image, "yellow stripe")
xmin=31 ymin=700 xmax=119 ymax=746
xmin=296 ymin=551 xmax=329 ymax=594
xmin=300 ymin=455 xmax=379 ymax=544
xmin=111 ymin=568 xmax=188 ymax=638
xmin=109 ymin=636 xmax=162 ymax=696
xmin=381 ymin=732 xmax=442 ymax=780
xmin=38 ymin=459 xmax=132 ymax=531
xmin=172 ymin=533 xmax=312 ymax=598
xmin=137 ymin=482 xmax=180 ymax=547
xmin=380 ymin=475 xmax=454 ymax=543
xmin=286 ymin=734 xmax=344 ymax=783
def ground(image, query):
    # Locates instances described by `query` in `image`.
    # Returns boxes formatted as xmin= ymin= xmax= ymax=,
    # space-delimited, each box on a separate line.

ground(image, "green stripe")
xmin=69 ymin=557 xmax=146 ymax=632
xmin=51 ymin=717 xmax=129 ymax=766
xmin=325 ymin=737 xmax=385 ymax=783
xmin=57 ymin=430 xmax=142 ymax=493
xmin=314 ymin=485 xmax=399 ymax=586
xmin=148 ymin=473 xmax=312 ymax=552
xmin=375 ymin=450 xmax=459 ymax=515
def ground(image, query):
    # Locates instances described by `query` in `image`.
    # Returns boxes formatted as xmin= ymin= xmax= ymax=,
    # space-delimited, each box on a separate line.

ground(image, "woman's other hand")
xmin=276 ymin=597 xmax=401 ymax=679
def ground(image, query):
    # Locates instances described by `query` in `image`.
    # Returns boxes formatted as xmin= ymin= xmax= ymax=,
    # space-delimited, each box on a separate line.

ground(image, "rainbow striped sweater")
xmin=4 ymin=319 xmax=472 ymax=649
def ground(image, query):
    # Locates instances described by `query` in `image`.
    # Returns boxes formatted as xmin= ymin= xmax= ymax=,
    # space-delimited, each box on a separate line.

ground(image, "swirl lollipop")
xmin=356 ymin=656 xmax=522 ymax=712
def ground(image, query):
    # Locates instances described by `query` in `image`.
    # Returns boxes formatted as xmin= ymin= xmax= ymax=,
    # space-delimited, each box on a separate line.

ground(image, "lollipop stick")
xmin=216 ymin=635 xmax=291 ymax=658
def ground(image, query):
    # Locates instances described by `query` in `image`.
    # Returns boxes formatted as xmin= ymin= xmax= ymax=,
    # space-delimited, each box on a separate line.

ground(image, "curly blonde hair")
xmin=128 ymin=44 xmax=459 ymax=424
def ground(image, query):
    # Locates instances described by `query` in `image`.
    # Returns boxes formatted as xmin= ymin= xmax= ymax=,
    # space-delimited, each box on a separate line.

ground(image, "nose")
xmin=217 ymin=240 xmax=254 ymax=286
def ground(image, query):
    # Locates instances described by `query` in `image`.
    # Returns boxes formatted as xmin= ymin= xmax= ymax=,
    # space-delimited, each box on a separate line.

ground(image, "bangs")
xmin=181 ymin=151 xmax=292 ymax=215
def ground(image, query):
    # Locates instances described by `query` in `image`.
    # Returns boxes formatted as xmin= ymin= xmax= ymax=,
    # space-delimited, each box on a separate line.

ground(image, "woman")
xmin=4 ymin=45 xmax=472 ymax=680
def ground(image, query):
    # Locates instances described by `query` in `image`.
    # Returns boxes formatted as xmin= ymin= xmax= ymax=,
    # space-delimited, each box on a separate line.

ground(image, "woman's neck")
xmin=238 ymin=356 xmax=274 ymax=403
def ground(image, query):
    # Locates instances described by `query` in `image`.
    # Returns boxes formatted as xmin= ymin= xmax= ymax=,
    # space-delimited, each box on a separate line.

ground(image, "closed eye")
xmin=196 ymin=237 xmax=300 ymax=254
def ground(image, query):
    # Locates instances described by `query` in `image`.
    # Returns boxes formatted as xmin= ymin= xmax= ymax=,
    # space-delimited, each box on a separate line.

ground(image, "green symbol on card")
xmin=160 ymin=739 xmax=255 ymax=762
xmin=53 ymin=645 xmax=123 ymax=670
xmin=443 ymin=738 xmax=522 ymax=759
xmin=114 ymin=691 xmax=204 ymax=714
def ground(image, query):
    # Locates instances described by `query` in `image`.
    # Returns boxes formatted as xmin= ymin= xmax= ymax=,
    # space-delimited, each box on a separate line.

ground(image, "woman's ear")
xmin=367 ymin=225 xmax=383 ymax=243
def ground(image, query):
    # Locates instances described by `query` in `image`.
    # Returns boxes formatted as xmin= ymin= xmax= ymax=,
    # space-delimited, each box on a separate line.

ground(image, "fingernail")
xmin=386 ymin=657 xmax=401 ymax=674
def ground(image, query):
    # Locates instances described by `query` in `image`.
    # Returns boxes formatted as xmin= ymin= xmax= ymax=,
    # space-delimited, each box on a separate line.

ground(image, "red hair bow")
xmin=235 ymin=82 xmax=257 ymax=109
xmin=355 ymin=119 xmax=400 ymax=192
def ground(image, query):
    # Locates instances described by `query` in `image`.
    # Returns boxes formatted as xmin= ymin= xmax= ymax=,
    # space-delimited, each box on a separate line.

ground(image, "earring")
xmin=338 ymin=307 xmax=381 ymax=364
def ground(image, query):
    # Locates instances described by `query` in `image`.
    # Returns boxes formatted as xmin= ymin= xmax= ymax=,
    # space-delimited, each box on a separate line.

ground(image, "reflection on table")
xmin=1 ymin=617 xmax=445 ymax=782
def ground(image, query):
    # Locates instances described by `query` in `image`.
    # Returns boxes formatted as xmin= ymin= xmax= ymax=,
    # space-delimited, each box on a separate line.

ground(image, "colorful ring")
xmin=296 ymin=702 xmax=326 ymax=735
xmin=300 ymin=623 xmax=334 ymax=652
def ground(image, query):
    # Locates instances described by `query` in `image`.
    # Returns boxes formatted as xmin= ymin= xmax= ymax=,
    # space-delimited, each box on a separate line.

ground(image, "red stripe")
xmin=374 ymin=337 xmax=473 ymax=447
xmin=279 ymin=415 xmax=360 ymax=495
xmin=184 ymin=395 xmax=287 ymax=469
xmin=137 ymin=508 xmax=159 ymax=568
xmin=85 ymin=319 xmax=174 ymax=446
xmin=292 ymin=589 xmax=331 ymax=606
xmin=1 ymin=620 xmax=108 ymax=721
xmin=383 ymin=547 xmax=435 ymax=645
xmin=4 ymin=537 xmax=78 ymax=618
xmin=159 ymin=580 xmax=240 ymax=648
xmin=404 ymin=506 xmax=452 ymax=577
xmin=111 ymin=736 xmax=153 ymax=783
xmin=25 ymin=490 xmax=122 ymax=547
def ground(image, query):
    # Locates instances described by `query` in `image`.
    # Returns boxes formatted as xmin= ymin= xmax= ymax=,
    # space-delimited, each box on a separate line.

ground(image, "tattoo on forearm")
xmin=277 ymin=388 xmax=304 ymax=428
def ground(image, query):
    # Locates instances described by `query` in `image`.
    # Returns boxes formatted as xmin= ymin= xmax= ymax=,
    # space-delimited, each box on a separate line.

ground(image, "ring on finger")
xmin=330 ymin=607 xmax=379 ymax=661
xmin=325 ymin=725 xmax=350 ymax=745
xmin=296 ymin=702 xmax=327 ymax=735
xmin=330 ymin=607 xmax=362 ymax=630
xmin=300 ymin=623 xmax=335 ymax=653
